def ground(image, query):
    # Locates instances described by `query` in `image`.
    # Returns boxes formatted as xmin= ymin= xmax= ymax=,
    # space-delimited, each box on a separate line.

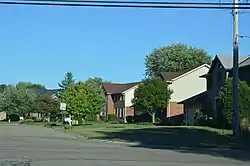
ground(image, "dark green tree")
xmin=16 ymin=82 xmax=45 ymax=89
xmin=132 ymin=77 xmax=173 ymax=123
xmin=0 ymin=84 xmax=7 ymax=93
xmin=219 ymin=78 xmax=250 ymax=127
xmin=58 ymin=72 xmax=75 ymax=89
xmin=33 ymin=94 xmax=60 ymax=118
xmin=145 ymin=43 xmax=212 ymax=77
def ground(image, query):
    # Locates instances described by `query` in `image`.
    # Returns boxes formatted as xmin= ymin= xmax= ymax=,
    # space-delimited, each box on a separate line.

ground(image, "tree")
xmin=132 ymin=77 xmax=173 ymax=123
xmin=0 ymin=86 xmax=36 ymax=118
xmin=219 ymin=78 xmax=250 ymax=127
xmin=85 ymin=77 xmax=111 ymax=88
xmin=16 ymin=82 xmax=45 ymax=89
xmin=60 ymin=81 xmax=105 ymax=121
xmin=145 ymin=43 xmax=212 ymax=77
xmin=58 ymin=72 xmax=75 ymax=89
xmin=33 ymin=94 xmax=60 ymax=118
xmin=0 ymin=84 xmax=7 ymax=93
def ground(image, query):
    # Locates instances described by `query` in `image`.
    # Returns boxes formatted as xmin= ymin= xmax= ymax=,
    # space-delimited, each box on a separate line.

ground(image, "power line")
xmin=1 ymin=1 xmax=250 ymax=9
xmin=25 ymin=0 xmax=250 ymax=6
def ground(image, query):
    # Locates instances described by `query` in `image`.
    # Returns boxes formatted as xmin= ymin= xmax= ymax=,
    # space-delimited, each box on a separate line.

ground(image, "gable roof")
xmin=216 ymin=55 xmax=250 ymax=69
xmin=160 ymin=64 xmax=210 ymax=82
xmin=102 ymin=82 xmax=140 ymax=94
xmin=29 ymin=88 xmax=60 ymax=96
xmin=160 ymin=70 xmax=191 ymax=81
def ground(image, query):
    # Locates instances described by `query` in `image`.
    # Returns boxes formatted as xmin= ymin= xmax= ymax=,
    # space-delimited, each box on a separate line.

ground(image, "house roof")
xmin=29 ymin=88 xmax=60 ymax=96
xmin=102 ymin=82 xmax=140 ymax=94
xmin=216 ymin=55 xmax=250 ymax=69
xmin=160 ymin=70 xmax=190 ymax=81
xmin=160 ymin=64 xmax=210 ymax=81
xmin=178 ymin=91 xmax=207 ymax=104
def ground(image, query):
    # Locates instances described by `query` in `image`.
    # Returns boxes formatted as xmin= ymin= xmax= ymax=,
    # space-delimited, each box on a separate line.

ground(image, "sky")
xmin=0 ymin=0 xmax=250 ymax=88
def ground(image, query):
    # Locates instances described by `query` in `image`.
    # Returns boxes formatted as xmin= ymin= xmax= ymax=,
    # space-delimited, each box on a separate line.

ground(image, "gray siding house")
xmin=179 ymin=55 xmax=250 ymax=123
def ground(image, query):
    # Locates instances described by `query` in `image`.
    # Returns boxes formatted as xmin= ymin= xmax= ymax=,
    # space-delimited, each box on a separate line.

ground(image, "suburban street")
xmin=0 ymin=124 xmax=249 ymax=166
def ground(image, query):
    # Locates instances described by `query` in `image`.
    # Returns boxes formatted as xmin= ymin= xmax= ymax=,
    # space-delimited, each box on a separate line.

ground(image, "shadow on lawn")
xmin=95 ymin=127 xmax=250 ymax=161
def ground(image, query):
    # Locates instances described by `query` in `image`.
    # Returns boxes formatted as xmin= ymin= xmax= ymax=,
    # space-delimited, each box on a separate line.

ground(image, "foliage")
xmin=0 ymin=86 xmax=36 ymax=117
xmin=0 ymin=84 xmax=7 ymax=93
xmin=194 ymin=109 xmax=208 ymax=126
xmin=58 ymin=72 xmax=75 ymax=90
xmin=85 ymin=77 xmax=111 ymax=88
xmin=16 ymin=82 xmax=45 ymax=89
xmin=107 ymin=114 xmax=119 ymax=122
xmin=64 ymin=124 xmax=73 ymax=130
xmin=72 ymin=116 xmax=83 ymax=124
xmin=132 ymin=77 xmax=173 ymax=123
xmin=240 ymin=118 xmax=250 ymax=133
xmin=145 ymin=43 xmax=212 ymax=77
xmin=60 ymin=81 xmax=105 ymax=119
xmin=33 ymin=94 xmax=60 ymax=116
xmin=219 ymin=78 xmax=250 ymax=126
xmin=19 ymin=119 xmax=34 ymax=124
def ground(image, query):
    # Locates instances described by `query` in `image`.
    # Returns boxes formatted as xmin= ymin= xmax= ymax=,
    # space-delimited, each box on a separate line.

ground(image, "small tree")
xmin=0 ymin=86 xmax=36 ymax=119
xmin=60 ymin=81 xmax=105 ymax=121
xmin=219 ymin=78 xmax=250 ymax=127
xmin=58 ymin=72 xmax=75 ymax=90
xmin=33 ymin=94 xmax=60 ymax=118
xmin=132 ymin=77 xmax=173 ymax=123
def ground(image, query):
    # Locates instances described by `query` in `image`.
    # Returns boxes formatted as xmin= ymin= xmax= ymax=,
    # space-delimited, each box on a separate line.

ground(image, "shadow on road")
xmin=95 ymin=127 xmax=250 ymax=161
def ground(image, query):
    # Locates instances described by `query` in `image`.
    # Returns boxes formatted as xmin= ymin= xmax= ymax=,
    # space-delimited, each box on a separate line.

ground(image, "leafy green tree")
xmin=33 ymin=94 xmax=60 ymax=118
xmin=16 ymin=82 xmax=45 ymax=89
xmin=219 ymin=78 xmax=250 ymax=127
xmin=132 ymin=77 xmax=173 ymax=123
xmin=145 ymin=43 xmax=212 ymax=77
xmin=58 ymin=72 xmax=75 ymax=89
xmin=0 ymin=84 xmax=7 ymax=93
xmin=60 ymin=81 xmax=105 ymax=120
xmin=0 ymin=86 xmax=36 ymax=118
xmin=85 ymin=77 xmax=111 ymax=88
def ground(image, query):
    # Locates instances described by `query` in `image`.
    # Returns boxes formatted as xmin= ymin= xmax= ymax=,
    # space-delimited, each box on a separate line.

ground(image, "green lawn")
xmin=62 ymin=123 xmax=250 ymax=150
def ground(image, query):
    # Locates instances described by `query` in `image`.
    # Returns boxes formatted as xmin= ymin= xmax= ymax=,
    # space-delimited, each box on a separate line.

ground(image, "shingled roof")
xmin=102 ymin=82 xmax=140 ymax=94
xmin=160 ymin=69 xmax=192 ymax=81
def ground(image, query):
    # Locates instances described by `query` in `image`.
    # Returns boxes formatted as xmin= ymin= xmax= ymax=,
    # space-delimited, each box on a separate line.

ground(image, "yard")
xmin=62 ymin=123 xmax=250 ymax=150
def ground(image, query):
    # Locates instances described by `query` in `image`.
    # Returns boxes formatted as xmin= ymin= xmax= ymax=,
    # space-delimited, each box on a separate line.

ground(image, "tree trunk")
xmin=152 ymin=112 xmax=156 ymax=124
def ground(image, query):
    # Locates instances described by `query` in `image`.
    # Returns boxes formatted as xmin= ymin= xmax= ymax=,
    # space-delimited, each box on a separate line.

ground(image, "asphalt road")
xmin=0 ymin=124 xmax=249 ymax=166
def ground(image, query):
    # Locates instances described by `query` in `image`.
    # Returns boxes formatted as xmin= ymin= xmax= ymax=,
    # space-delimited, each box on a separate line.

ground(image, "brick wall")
xmin=126 ymin=107 xmax=135 ymax=116
xmin=107 ymin=94 xmax=114 ymax=115
xmin=166 ymin=102 xmax=184 ymax=118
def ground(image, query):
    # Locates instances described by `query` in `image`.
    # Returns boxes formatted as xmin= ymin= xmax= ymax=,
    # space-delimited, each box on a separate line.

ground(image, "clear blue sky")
xmin=0 ymin=0 xmax=250 ymax=88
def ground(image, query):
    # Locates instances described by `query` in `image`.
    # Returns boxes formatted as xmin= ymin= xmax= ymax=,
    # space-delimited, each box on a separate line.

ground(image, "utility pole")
xmin=232 ymin=0 xmax=240 ymax=136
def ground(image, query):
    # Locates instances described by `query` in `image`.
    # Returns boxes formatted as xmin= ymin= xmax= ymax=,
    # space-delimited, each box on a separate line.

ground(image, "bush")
xmin=107 ymin=114 xmax=118 ymax=122
xmin=219 ymin=78 xmax=250 ymax=126
xmin=194 ymin=109 xmax=211 ymax=126
xmin=240 ymin=118 xmax=250 ymax=133
xmin=19 ymin=119 xmax=34 ymax=124
xmin=72 ymin=116 xmax=83 ymax=124
xmin=44 ymin=122 xmax=56 ymax=127
xmin=64 ymin=124 xmax=72 ymax=130
xmin=85 ymin=115 xmax=98 ymax=122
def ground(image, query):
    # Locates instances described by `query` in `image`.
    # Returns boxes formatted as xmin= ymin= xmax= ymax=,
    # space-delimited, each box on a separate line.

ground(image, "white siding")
xmin=169 ymin=66 xmax=209 ymax=102
xmin=124 ymin=85 xmax=138 ymax=107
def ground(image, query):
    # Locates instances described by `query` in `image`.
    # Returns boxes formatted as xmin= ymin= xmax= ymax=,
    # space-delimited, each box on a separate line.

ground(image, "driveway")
xmin=0 ymin=124 xmax=249 ymax=166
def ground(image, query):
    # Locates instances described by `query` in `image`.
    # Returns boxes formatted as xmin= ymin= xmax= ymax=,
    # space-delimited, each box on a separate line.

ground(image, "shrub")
xmin=85 ymin=115 xmax=98 ymax=122
xmin=44 ymin=122 xmax=56 ymax=127
xmin=107 ymin=114 xmax=118 ymax=122
xmin=64 ymin=124 xmax=72 ymax=130
xmin=219 ymin=78 xmax=250 ymax=127
xmin=72 ymin=116 xmax=83 ymax=124
xmin=193 ymin=109 xmax=210 ymax=126
xmin=240 ymin=118 xmax=250 ymax=133
xmin=19 ymin=119 xmax=34 ymax=124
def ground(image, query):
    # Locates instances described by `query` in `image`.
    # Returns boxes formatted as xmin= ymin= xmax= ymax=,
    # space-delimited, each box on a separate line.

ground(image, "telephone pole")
xmin=232 ymin=0 xmax=240 ymax=136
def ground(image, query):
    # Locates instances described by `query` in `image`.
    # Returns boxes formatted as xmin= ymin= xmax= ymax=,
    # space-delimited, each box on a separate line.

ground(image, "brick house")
xmin=102 ymin=82 xmax=140 ymax=122
xmin=160 ymin=64 xmax=210 ymax=121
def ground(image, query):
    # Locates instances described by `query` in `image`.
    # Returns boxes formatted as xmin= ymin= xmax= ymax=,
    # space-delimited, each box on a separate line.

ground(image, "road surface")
xmin=0 ymin=124 xmax=249 ymax=166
